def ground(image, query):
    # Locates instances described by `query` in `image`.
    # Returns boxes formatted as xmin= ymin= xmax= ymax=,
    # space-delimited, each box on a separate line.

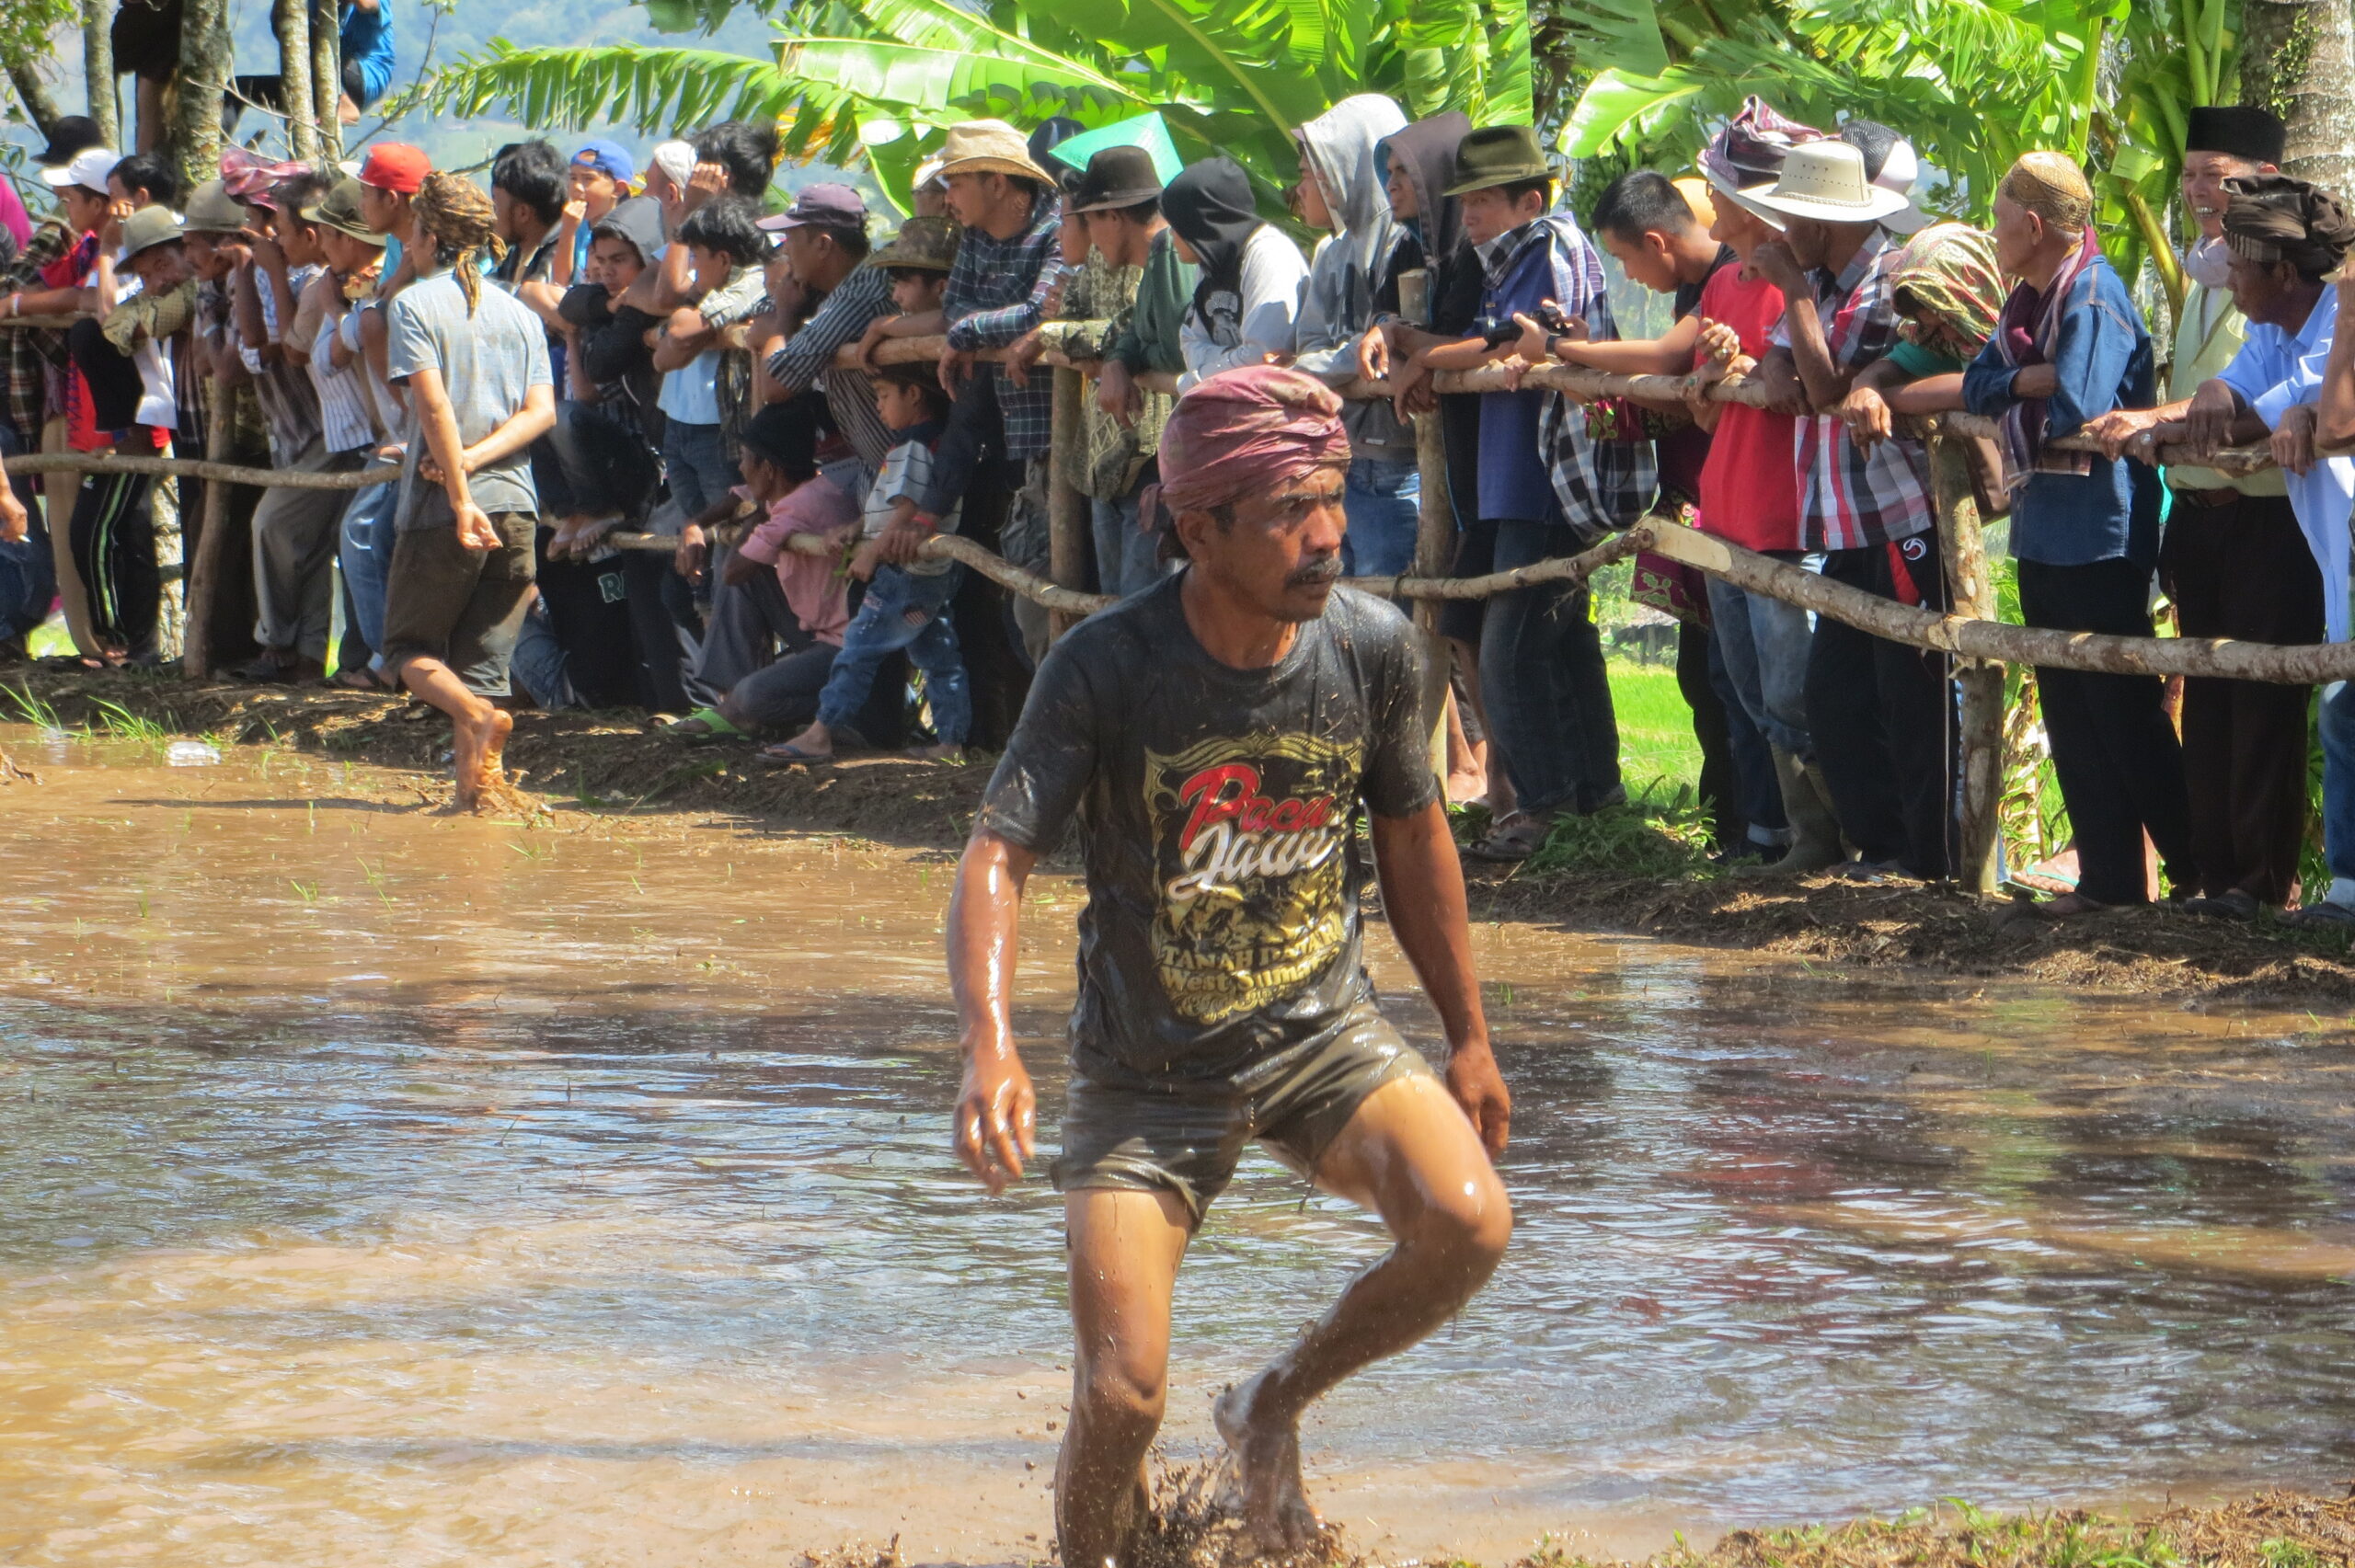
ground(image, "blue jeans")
xmin=1706 ymin=615 xmax=1786 ymax=842
xmin=1479 ymin=518 xmax=1620 ymax=816
xmin=1340 ymin=454 xmax=1421 ymax=578
xmin=2320 ymin=681 xmax=2355 ymax=907
xmin=1091 ymin=488 xmax=1162 ymax=600
xmin=509 ymin=597 xmax=580 ymax=710
xmin=819 ymin=563 xmax=970 ymax=745
xmin=0 ymin=424 xmax=53 ymax=644
xmin=337 ymin=479 xmax=398 ymax=667
xmin=661 ymin=419 xmax=734 ymax=521
xmin=1706 ymin=570 xmax=1815 ymax=760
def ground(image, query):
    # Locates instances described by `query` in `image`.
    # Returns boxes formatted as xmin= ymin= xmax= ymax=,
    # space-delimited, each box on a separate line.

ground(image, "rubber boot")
xmin=1735 ymin=748 xmax=1844 ymax=876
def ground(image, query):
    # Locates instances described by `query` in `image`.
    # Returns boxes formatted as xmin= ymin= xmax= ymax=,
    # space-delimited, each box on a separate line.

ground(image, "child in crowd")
xmin=656 ymin=195 xmax=769 ymax=525
xmin=767 ymin=364 xmax=969 ymax=764
xmin=660 ymin=400 xmax=858 ymax=742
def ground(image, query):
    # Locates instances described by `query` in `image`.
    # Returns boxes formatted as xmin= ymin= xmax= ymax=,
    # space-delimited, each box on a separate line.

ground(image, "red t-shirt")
xmin=1694 ymin=266 xmax=1801 ymax=553
xmin=45 ymin=232 xmax=167 ymax=454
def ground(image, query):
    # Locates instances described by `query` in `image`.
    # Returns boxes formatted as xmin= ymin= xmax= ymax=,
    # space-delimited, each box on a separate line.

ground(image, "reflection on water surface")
xmin=3 ymin=729 xmax=2353 ymax=1565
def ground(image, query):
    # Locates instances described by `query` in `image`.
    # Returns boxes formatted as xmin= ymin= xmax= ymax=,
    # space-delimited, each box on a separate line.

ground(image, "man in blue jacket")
xmin=1963 ymin=152 xmax=2188 ymax=917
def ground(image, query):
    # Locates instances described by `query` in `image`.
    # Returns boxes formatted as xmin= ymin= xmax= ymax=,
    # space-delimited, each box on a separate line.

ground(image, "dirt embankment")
xmin=12 ymin=669 xmax=2355 ymax=1011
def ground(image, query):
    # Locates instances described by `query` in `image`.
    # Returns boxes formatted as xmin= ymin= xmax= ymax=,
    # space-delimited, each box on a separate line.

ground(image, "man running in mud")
xmin=947 ymin=364 xmax=1512 ymax=1564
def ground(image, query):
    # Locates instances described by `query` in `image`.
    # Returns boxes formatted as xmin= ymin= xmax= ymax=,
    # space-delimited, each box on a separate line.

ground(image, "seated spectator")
xmin=548 ymin=196 xmax=667 ymax=549
xmin=339 ymin=0 xmax=397 ymax=120
xmin=769 ymin=363 xmax=968 ymax=763
xmin=661 ymin=400 xmax=860 ymax=742
xmin=557 ymin=140 xmax=635 ymax=284
xmin=1161 ymin=156 xmax=1309 ymax=390
xmin=659 ymin=194 xmax=771 ymax=562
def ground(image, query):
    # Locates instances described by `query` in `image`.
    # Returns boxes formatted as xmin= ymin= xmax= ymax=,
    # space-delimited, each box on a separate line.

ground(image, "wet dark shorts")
xmin=1051 ymin=1004 xmax=1437 ymax=1226
xmin=380 ymin=498 xmax=538 ymax=697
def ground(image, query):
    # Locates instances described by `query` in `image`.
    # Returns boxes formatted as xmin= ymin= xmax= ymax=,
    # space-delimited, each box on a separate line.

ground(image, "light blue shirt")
xmin=659 ymin=349 xmax=722 ymax=426
xmin=2218 ymin=288 xmax=2354 ymax=643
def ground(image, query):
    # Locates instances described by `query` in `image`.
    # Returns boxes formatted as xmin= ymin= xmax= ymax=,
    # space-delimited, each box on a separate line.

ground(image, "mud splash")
xmin=6 ymin=733 xmax=2355 ymax=1566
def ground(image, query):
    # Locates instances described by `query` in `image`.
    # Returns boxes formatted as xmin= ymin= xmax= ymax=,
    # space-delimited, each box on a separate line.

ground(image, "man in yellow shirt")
xmin=2090 ymin=107 xmax=2315 ymax=920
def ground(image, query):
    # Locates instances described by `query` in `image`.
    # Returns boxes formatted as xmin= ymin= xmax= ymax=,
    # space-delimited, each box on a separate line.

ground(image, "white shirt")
xmin=2218 ymin=288 xmax=2355 ymax=642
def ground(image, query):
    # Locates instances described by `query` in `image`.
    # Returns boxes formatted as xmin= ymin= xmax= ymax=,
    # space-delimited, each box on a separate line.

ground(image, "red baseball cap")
xmin=357 ymin=143 xmax=431 ymax=196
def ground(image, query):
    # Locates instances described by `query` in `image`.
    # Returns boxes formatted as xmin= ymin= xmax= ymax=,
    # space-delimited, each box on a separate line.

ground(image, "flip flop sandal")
xmin=756 ymin=741 xmax=835 ymax=766
xmin=1463 ymin=811 xmax=1556 ymax=864
xmin=661 ymin=709 xmax=746 ymax=744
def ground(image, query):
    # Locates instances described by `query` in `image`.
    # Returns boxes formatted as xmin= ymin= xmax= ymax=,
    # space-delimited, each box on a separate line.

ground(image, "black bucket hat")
xmin=1071 ymin=144 xmax=1164 ymax=213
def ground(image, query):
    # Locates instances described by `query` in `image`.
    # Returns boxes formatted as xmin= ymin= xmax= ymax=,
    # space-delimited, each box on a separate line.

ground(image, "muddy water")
xmin=5 ymin=730 xmax=2355 ymax=1566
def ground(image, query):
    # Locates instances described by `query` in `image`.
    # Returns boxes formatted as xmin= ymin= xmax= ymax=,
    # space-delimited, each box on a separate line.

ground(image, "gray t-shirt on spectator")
xmin=385 ymin=268 xmax=552 ymax=529
xmin=976 ymin=577 xmax=1441 ymax=1087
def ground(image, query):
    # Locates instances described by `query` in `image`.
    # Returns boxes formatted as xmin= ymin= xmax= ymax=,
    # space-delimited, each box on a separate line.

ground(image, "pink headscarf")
xmin=1143 ymin=365 xmax=1352 ymax=532
xmin=221 ymin=147 xmax=313 ymax=207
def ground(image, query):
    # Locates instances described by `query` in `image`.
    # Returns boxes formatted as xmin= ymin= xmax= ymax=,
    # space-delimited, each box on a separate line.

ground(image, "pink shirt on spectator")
xmin=733 ymin=475 xmax=857 ymax=646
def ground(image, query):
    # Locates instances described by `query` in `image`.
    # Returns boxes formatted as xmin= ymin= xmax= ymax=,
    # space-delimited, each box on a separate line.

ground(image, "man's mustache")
xmin=1288 ymin=555 xmax=1342 ymax=588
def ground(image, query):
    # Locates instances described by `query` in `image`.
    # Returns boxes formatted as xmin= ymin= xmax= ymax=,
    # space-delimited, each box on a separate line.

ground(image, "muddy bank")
xmin=11 ymin=667 xmax=2355 ymax=1009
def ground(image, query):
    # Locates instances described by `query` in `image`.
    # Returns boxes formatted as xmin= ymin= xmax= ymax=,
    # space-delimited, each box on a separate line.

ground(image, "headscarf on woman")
xmin=1888 ymin=222 xmax=2005 ymax=360
xmin=409 ymin=171 xmax=508 ymax=315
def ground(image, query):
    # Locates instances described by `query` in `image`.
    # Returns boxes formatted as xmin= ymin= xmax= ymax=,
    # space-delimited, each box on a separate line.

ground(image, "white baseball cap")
xmin=40 ymin=146 xmax=121 ymax=194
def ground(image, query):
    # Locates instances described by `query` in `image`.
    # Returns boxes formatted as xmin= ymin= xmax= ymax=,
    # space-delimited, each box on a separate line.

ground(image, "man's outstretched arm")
xmin=947 ymin=828 xmax=1041 ymax=1192
xmin=1369 ymin=803 xmax=1510 ymax=1155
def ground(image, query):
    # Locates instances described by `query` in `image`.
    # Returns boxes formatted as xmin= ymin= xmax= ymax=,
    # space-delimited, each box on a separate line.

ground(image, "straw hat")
xmin=1732 ymin=142 xmax=1913 ymax=226
xmin=934 ymin=120 xmax=1054 ymax=185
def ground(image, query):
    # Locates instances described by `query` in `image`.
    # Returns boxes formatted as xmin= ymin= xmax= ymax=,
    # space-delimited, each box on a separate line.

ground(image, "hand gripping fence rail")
xmin=4 ymin=274 xmax=2346 ymax=892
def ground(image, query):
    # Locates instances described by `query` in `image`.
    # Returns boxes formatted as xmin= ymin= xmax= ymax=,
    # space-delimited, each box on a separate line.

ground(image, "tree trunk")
xmin=6 ymin=62 xmax=62 ymax=137
xmin=309 ymin=0 xmax=340 ymax=159
xmin=166 ymin=0 xmax=227 ymax=200
xmin=2241 ymin=0 xmax=2355 ymax=195
xmin=273 ymin=0 xmax=317 ymax=159
xmin=80 ymin=0 xmax=117 ymax=150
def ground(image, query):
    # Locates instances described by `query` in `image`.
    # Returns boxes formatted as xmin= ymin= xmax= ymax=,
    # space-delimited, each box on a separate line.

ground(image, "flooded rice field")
xmin=4 ymin=727 xmax=2355 ymax=1566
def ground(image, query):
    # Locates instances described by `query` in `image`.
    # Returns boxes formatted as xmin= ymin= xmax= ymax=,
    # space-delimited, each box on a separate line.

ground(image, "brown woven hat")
xmin=867 ymin=214 xmax=960 ymax=271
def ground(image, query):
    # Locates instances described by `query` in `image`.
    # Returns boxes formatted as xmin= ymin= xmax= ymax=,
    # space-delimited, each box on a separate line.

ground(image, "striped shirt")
xmin=764 ymin=261 xmax=896 ymax=472
xmin=1775 ymin=230 xmax=1932 ymax=552
xmin=242 ymin=261 xmax=325 ymax=463
xmin=309 ymin=295 xmax=381 ymax=455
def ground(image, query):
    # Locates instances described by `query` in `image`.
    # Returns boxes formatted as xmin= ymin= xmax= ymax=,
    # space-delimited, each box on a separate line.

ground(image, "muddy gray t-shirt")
xmin=978 ymin=575 xmax=1440 ymax=1087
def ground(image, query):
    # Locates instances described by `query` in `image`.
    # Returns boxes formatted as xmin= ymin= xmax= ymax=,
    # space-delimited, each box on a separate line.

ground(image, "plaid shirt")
xmin=1487 ymin=215 xmax=1657 ymax=541
xmin=1776 ymin=229 xmax=1932 ymax=551
xmin=765 ymin=261 xmax=896 ymax=472
xmin=942 ymin=196 xmax=1063 ymax=459
xmin=3 ymin=218 xmax=75 ymax=446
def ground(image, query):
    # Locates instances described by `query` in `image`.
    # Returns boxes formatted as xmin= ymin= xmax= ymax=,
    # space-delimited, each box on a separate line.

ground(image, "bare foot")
xmin=1444 ymin=763 xmax=1488 ymax=805
xmin=453 ymin=706 xmax=514 ymax=813
xmin=1212 ymin=1371 xmax=1322 ymax=1554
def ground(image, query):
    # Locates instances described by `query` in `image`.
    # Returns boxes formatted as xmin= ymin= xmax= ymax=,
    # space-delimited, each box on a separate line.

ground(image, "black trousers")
xmin=1677 ymin=619 xmax=1746 ymax=848
xmin=2017 ymin=555 xmax=2195 ymax=904
xmin=69 ymin=469 xmax=159 ymax=658
xmin=1805 ymin=532 xmax=1955 ymax=877
xmin=951 ymin=462 xmax=1034 ymax=752
xmin=2160 ymin=495 xmax=2324 ymax=903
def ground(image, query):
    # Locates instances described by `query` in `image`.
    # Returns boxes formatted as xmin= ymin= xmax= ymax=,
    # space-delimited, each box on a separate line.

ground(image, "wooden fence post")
xmin=1047 ymin=365 xmax=1088 ymax=638
xmin=1932 ymin=432 xmax=2004 ymax=896
xmin=1397 ymin=270 xmax=1455 ymax=637
xmin=182 ymin=393 xmax=232 ymax=681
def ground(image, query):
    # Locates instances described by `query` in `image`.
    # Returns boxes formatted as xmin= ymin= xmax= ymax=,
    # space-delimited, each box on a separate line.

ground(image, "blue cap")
xmin=571 ymin=139 xmax=637 ymax=188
